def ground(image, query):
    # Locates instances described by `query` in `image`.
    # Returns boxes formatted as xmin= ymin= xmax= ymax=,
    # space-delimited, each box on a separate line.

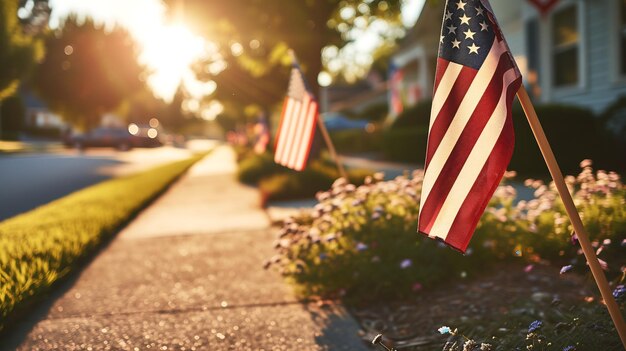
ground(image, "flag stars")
xmin=447 ymin=24 xmax=457 ymax=34
xmin=468 ymin=43 xmax=480 ymax=54
xmin=440 ymin=35 xmax=445 ymax=43
xmin=456 ymin=0 xmax=466 ymax=10
xmin=444 ymin=10 xmax=453 ymax=21
xmin=459 ymin=14 xmax=471 ymax=25
xmin=463 ymin=28 xmax=476 ymax=40
xmin=480 ymin=21 xmax=489 ymax=31
xmin=475 ymin=6 xmax=484 ymax=16
xmin=451 ymin=39 xmax=461 ymax=49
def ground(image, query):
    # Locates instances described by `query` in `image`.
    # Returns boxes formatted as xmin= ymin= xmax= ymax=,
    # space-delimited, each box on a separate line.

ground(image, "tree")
xmin=0 ymin=0 xmax=47 ymax=137
xmin=33 ymin=17 xmax=145 ymax=130
xmin=167 ymin=0 xmax=403 ymax=114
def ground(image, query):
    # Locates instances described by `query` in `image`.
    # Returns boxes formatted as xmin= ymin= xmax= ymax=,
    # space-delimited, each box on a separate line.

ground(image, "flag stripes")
xmin=418 ymin=0 xmax=522 ymax=253
xmin=274 ymin=68 xmax=318 ymax=171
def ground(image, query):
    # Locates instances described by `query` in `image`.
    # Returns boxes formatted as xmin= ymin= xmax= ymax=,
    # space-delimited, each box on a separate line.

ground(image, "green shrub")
xmin=382 ymin=101 xmax=616 ymax=175
xmin=381 ymin=127 xmax=428 ymax=164
xmin=0 ymin=95 xmax=25 ymax=134
xmin=329 ymin=129 xmax=382 ymax=154
xmin=357 ymin=102 xmax=389 ymax=122
xmin=236 ymin=148 xmax=372 ymax=202
xmin=0 ymin=154 xmax=205 ymax=331
xmin=599 ymin=95 xmax=626 ymax=171
xmin=267 ymin=162 xmax=626 ymax=302
xmin=389 ymin=99 xmax=432 ymax=130
xmin=510 ymin=103 xmax=606 ymax=176
xmin=259 ymin=160 xmax=371 ymax=203
xmin=236 ymin=151 xmax=286 ymax=185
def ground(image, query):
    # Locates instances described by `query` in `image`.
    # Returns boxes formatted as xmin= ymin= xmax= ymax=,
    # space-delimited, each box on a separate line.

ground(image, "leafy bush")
xmin=599 ymin=95 xmax=626 ymax=171
xmin=267 ymin=161 xmax=626 ymax=302
xmin=357 ymin=102 xmax=389 ymax=122
xmin=381 ymin=101 xmax=618 ymax=175
xmin=236 ymin=149 xmax=372 ymax=202
xmin=381 ymin=127 xmax=428 ymax=164
xmin=0 ymin=154 xmax=205 ymax=331
xmin=329 ymin=129 xmax=383 ymax=154
xmin=237 ymin=151 xmax=286 ymax=185
xmin=510 ymin=103 xmax=607 ymax=175
xmin=0 ymin=95 xmax=25 ymax=133
xmin=389 ymin=99 xmax=432 ymax=130
xmin=259 ymin=161 xmax=372 ymax=203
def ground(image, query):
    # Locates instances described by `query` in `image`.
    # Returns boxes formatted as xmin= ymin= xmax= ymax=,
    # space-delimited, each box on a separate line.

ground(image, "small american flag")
xmin=418 ymin=0 xmax=522 ymax=252
xmin=389 ymin=63 xmax=404 ymax=116
xmin=274 ymin=63 xmax=318 ymax=171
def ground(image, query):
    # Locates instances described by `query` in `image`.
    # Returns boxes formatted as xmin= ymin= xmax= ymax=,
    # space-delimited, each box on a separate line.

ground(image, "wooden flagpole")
xmin=316 ymin=115 xmax=348 ymax=180
xmin=517 ymin=86 xmax=626 ymax=348
xmin=287 ymin=49 xmax=348 ymax=180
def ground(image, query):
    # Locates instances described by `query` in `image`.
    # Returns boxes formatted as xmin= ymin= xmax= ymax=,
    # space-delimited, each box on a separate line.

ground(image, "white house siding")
xmin=519 ymin=0 xmax=626 ymax=113
xmin=391 ymin=0 xmax=626 ymax=115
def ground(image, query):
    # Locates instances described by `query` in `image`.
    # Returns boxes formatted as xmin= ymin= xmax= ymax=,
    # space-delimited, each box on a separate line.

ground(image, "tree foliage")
xmin=33 ymin=17 xmax=145 ymax=129
xmin=167 ymin=0 xmax=403 ymax=117
xmin=0 ymin=0 xmax=45 ymax=100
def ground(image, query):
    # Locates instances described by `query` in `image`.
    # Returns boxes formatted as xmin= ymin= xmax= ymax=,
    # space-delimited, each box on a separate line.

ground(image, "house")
xmin=390 ymin=0 xmax=626 ymax=115
xmin=21 ymin=89 xmax=65 ymax=129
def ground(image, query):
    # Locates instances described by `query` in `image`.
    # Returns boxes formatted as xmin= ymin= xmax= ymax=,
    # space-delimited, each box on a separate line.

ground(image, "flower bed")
xmin=266 ymin=160 xmax=626 ymax=302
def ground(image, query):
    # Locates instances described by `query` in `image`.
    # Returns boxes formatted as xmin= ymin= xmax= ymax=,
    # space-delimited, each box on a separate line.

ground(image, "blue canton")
xmin=439 ymin=0 xmax=496 ymax=70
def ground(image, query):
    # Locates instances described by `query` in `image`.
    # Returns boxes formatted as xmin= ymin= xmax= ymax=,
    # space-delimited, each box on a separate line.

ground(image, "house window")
xmin=552 ymin=5 xmax=579 ymax=87
xmin=621 ymin=0 xmax=626 ymax=76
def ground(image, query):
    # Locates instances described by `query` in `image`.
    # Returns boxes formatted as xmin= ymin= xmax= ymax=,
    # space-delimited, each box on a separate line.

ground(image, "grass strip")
xmin=0 ymin=153 xmax=206 ymax=331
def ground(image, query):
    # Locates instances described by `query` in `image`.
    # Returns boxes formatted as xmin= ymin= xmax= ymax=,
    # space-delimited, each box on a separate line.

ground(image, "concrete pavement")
xmin=4 ymin=145 xmax=368 ymax=351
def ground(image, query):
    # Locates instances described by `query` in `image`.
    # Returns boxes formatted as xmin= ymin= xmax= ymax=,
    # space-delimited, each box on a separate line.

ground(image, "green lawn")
xmin=0 ymin=153 xmax=206 ymax=331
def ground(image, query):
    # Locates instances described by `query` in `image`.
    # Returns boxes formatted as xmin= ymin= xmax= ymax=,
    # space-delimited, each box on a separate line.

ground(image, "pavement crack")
xmin=46 ymin=299 xmax=318 ymax=321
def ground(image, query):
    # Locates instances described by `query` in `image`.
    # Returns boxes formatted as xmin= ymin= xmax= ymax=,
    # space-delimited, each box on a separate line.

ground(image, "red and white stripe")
xmin=417 ymin=38 xmax=522 ymax=252
xmin=274 ymin=93 xmax=318 ymax=171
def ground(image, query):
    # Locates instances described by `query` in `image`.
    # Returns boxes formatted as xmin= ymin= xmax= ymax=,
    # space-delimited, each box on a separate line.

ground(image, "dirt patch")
xmin=351 ymin=262 xmax=596 ymax=350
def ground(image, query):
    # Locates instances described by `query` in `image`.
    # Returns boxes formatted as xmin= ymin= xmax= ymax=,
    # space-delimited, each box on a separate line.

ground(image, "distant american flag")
xmin=389 ymin=63 xmax=404 ymax=116
xmin=418 ymin=0 xmax=522 ymax=252
xmin=274 ymin=64 xmax=318 ymax=171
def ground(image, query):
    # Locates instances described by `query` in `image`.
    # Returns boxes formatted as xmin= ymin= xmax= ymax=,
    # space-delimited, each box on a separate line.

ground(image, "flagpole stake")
xmin=316 ymin=115 xmax=348 ymax=180
xmin=372 ymin=334 xmax=398 ymax=351
xmin=517 ymin=85 xmax=626 ymax=348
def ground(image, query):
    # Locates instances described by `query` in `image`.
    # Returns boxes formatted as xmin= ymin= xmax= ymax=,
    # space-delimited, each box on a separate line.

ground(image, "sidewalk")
xmin=5 ymin=146 xmax=368 ymax=351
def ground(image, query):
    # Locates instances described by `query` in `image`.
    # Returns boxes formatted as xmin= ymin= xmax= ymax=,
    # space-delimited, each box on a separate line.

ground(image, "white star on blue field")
xmin=439 ymin=0 xmax=496 ymax=70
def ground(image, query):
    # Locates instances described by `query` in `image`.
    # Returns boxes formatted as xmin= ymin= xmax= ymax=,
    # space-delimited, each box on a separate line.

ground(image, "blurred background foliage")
xmin=33 ymin=17 xmax=146 ymax=130
xmin=166 ymin=0 xmax=405 ymax=121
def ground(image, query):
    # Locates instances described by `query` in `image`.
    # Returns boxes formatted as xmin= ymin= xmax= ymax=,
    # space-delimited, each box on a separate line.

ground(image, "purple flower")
xmin=528 ymin=320 xmax=542 ymax=333
xmin=563 ymin=346 xmax=576 ymax=351
xmin=371 ymin=212 xmax=381 ymax=220
xmin=319 ymin=253 xmax=328 ymax=260
xmin=400 ymin=259 xmax=412 ymax=269
xmin=621 ymin=238 xmax=626 ymax=247
xmin=356 ymin=242 xmax=368 ymax=251
xmin=571 ymin=233 xmax=579 ymax=246
xmin=613 ymin=285 xmax=625 ymax=300
xmin=437 ymin=326 xmax=451 ymax=334
xmin=560 ymin=265 xmax=573 ymax=275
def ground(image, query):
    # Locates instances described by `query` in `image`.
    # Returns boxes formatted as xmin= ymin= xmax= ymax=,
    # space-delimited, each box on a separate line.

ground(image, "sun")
xmin=138 ymin=23 xmax=208 ymax=101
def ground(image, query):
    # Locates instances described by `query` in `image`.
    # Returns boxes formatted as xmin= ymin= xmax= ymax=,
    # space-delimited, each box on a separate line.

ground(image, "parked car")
xmin=321 ymin=113 xmax=371 ymax=131
xmin=65 ymin=126 xmax=161 ymax=150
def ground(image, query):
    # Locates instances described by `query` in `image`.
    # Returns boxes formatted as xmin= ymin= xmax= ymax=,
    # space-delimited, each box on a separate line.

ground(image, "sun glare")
xmin=50 ymin=0 xmax=219 ymax=103
xmin=139 ymin=23 xmax=208 ymax=100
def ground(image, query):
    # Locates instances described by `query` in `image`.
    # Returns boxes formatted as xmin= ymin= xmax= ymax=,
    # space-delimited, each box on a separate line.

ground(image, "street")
xmin=0 ymin=143 xmax=213 ymax=222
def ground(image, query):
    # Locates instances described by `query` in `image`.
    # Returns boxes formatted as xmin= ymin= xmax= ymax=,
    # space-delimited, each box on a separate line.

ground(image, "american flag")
xmin=418 ymin=0 xmax=522 ymax=253
xmin=274 ymin=64 xmax=319 ymax=171
xmin=389 ymin=63 xmax=404 ymax=116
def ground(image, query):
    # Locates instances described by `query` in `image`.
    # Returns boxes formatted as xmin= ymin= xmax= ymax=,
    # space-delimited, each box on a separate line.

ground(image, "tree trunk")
xmin=0 ymin=100 xmax=3 ymax=140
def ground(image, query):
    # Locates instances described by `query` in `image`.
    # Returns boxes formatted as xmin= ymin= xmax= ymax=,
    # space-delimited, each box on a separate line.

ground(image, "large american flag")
xmin=418 ymin=0 xmax=522 ymax=253
xmin=274 ymin=64 xmax=319 ymax=171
